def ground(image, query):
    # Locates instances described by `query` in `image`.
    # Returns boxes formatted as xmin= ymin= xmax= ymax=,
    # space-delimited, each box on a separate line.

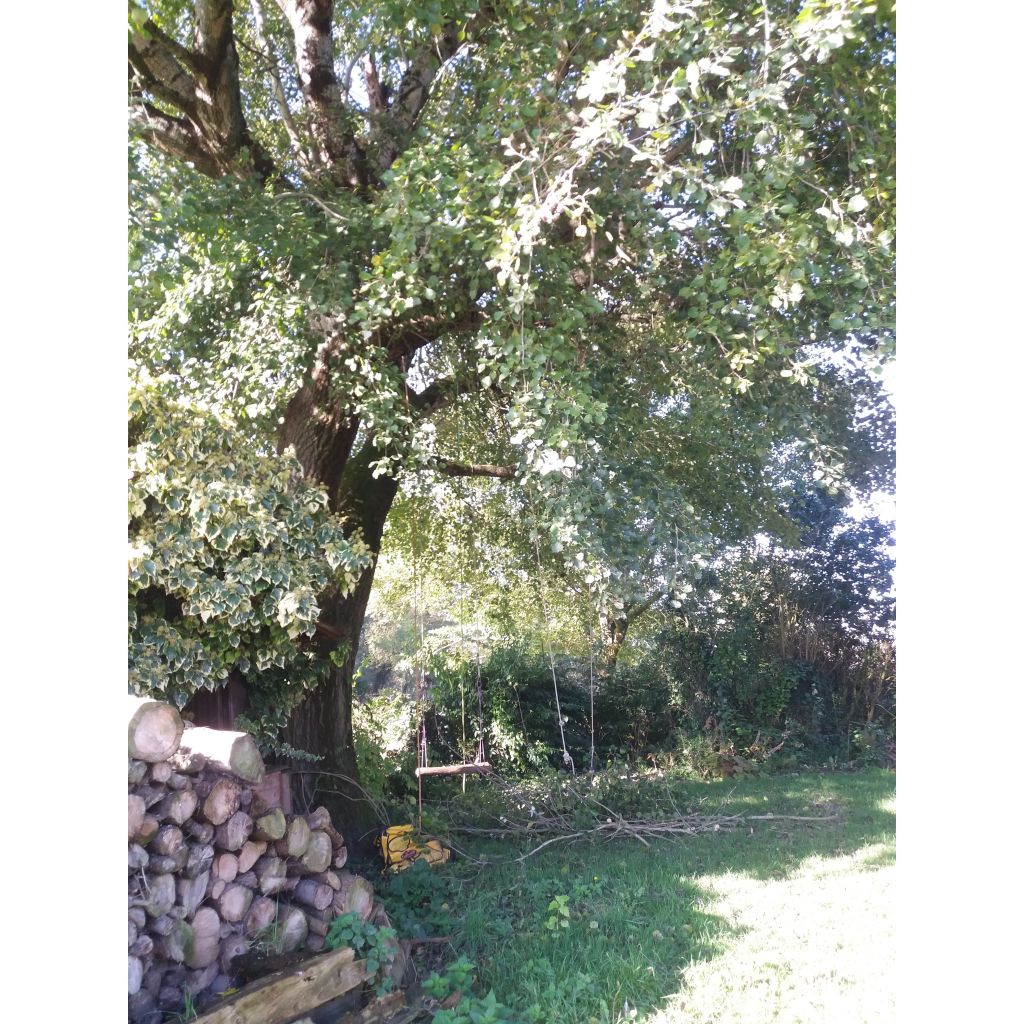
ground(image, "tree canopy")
xmin=128 ymin=0 xmax=895 ymax=820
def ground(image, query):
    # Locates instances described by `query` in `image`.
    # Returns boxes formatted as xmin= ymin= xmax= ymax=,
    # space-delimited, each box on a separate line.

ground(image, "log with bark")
xmin=178 ymin=726 xmax=265 ymax=784
xmin=128 ymin=695 xmax=184 ymax=762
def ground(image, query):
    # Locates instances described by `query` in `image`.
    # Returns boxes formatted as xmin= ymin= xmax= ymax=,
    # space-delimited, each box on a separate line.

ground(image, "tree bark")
xmin=283 ymin=435 xmax=400 ymax=845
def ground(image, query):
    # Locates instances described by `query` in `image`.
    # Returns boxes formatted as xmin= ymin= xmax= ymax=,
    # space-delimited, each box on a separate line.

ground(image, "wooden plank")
xmin=193 ymin=947 xmax=366 ymax=1024
xmin=414 ymin=762 xmax=492 ymax=778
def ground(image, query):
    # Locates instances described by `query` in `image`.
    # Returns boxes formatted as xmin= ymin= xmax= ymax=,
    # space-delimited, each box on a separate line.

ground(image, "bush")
xmin=352 ymin=690 xmax=420 ymax=803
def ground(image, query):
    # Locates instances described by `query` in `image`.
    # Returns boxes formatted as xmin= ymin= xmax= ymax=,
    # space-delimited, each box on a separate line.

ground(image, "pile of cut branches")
xmin=441 ymin=771 xmax=839 ymax=861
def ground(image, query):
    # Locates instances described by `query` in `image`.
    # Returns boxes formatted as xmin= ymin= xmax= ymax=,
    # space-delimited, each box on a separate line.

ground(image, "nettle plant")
xmin=324 ymin=912 xmax=398 ymax=995
xmin=128 ymin=368 xmax=371 ymax=739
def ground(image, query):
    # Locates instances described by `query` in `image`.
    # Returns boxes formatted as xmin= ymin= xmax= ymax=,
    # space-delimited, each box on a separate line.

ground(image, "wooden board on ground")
xmin=192 ymin=946 xmax=366 ymax=1024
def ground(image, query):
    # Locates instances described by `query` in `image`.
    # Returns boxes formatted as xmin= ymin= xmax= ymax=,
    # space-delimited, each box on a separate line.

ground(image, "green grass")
xmin=387 ymin=769 xmax=895 ymax=1024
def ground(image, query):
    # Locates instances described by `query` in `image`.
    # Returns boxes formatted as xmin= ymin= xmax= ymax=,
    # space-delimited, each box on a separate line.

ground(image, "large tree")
xmin=129 ymin=0 xmax=895 ymax=825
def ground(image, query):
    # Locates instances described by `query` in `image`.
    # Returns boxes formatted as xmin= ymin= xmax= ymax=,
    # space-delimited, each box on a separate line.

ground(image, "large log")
xmin=251 ymin=770 xmax=292 ymax=816
xmin=166 ymin=770 xmax=192 ymax=791
xmin=291 ymin=879 xmax=334 ymax=912
xmin=156 ymin=919 xmax=193 ymax=963
xmin=244 ymin=897 xmax=278 ymax=939
xmin=134 ymin=785 xmax=166 ymax=810
xmin=335 ymin=873 xmax=374 ymax=922
xmin=311 ymin=871 xmax=341 ymax=892
xmin=150 ymin=825 xmax=185 ymax=858
xmin=276 ymin=905 xmax=308 ymax=953
xmin=128 ymin=843 xmax=149 ymax=872
xmin=156 ymin=788 xmax=199 ymax=826
xmin=186 ymin=907 xmax=221 ymax=969
xmin=128 ymin=794 xmax=146 ymax=839
xmin=238 ymin=840 xmax=268 ymax=873
xmin=300 ymin=832 xmax=332 ymax=874
xmin=183 ymin=843 xmax=215 ymax=880
xmin=128 ymin=695 xmax=184 ymax=762
xmin=215 ymin=811 xmax=254 ymax=852
xmin=275 ymin=816 xmax=311 ymax=859
xmin=255 ymin=856 xmax=288 ymax=896
xmin=178 ymin=871 xmax=211 ymax=919
xmin=214 ymin=853 xmax=239 ymax=883
xmin=128 ymin=759 xmax=149 ymax=785
xmin=150 ymin=850 xmax=189 ymax=874
xmin=177 ymin=727 xmax=265 ymax=784
xmin=184 ymin=819 xmax=216 ymax=845
xmin=305 ymin=807 xmax=345 ymax=849
xmin=216 ymin=884 xmax=254 ymax=923
xmin=141 ymin=873 xmax=176 ymax=918
xmin=202 ymin=778 xmax=242 ymax=826
xmin=136 ymin=815 xmax=160 ymax=847
xmin=128 ymin=955 xmax=144 ymax=995
xmin=191 ymin=947 xmax=366 ymax=1024
xmin=252 ymin=809 xmax=287 ymax=843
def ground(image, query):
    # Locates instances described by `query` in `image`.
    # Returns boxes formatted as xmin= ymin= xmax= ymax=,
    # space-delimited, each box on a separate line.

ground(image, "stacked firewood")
xmin=127 ymin=696 xmax=377 ymax=1022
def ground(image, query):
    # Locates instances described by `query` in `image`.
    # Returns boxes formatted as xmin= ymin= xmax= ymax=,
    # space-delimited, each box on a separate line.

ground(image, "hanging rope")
xmin=588 ymin=628 xmax=596 ymax=773
xmin=411 ymin=498 xmax=428 ymax=830
xmin=474 ymin=627 xmax=486 ymax=763
xmin=533 ymin=536 xmax=575 ymax=775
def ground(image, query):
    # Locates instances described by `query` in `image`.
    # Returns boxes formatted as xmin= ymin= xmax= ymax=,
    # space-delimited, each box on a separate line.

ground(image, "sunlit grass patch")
xmin=421 ymin=769 xmax=895 ymax=1024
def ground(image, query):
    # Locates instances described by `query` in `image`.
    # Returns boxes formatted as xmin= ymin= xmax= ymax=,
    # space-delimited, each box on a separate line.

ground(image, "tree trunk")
xmin=284 ymin=438 xmax=400 ymax=846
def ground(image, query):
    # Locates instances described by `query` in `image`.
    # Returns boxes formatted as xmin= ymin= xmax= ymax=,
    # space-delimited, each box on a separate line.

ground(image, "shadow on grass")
xmin=387 ymin=769 xmax=895 ymax=1024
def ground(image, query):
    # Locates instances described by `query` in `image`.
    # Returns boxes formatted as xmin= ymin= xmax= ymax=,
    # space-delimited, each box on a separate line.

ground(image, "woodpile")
xmin=127 ymin=696 xmax=383 ymax=1022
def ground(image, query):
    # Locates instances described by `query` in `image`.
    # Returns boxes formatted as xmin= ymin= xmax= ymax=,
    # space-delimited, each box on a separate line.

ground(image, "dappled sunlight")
xmin=877 ymin=793 xmax=897 ymax=815
xmin=647 ymin=847 xmax=895 ymax=1024
xmin=436 ymin=771 xmax=896 ymax=1024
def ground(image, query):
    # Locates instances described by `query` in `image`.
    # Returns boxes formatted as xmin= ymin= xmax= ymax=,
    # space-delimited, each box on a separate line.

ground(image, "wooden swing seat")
xmin=415 ymin=762 xmax=493 ymax=779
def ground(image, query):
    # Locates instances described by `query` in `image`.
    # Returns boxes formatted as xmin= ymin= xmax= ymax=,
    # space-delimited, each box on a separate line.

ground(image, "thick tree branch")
xmin=432 ymin=459 xmax=518 ymax=479
xmin=130 ymin=2 xmax=276 ymax=181
xmin=384 ymin=307 xmax=484 ymax=363
xmin=194 ymin=0 xmax=235 ymax=66
xmin=249 ymin=0 xmax=321 ymax=172
xmin=129 ymin=33 xmax=199 ymax=116
xmin=274 ymin=0 xmax=370 ymax=188
xmin=624 ymin=591 xmax=664 ymax=625
xmin=129 ymin=102 xmax=224 ymax=177
xmin=363 ymin=55 xmax=386 ymax=113
xmin=369 ymin=21 xmax=469 ymax=173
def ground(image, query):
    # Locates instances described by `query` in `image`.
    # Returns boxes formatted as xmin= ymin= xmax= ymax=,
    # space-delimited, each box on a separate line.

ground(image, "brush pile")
xmin=127 ymin=695 xmax=385 ymax=1022
xmin=444 ymin=770 xmax=839 ymax=860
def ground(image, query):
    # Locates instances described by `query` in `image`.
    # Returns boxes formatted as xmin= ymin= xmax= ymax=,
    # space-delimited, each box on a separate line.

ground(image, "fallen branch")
xmin=448 ymin=810 xmax=838 ymax=862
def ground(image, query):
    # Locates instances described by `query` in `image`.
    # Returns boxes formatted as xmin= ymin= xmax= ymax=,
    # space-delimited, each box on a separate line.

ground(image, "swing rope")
xmin=588 ymin=630 xmax=596 ymax=773
xmin=413 ymin=528 xmax=427 ymax=830
xmin=533 ymin=536 xmax=575 ymax=775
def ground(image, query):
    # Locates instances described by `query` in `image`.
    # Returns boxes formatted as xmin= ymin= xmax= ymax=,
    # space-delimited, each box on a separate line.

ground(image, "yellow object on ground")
xmin=379 ymin=824 xmax=451 ymax=872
